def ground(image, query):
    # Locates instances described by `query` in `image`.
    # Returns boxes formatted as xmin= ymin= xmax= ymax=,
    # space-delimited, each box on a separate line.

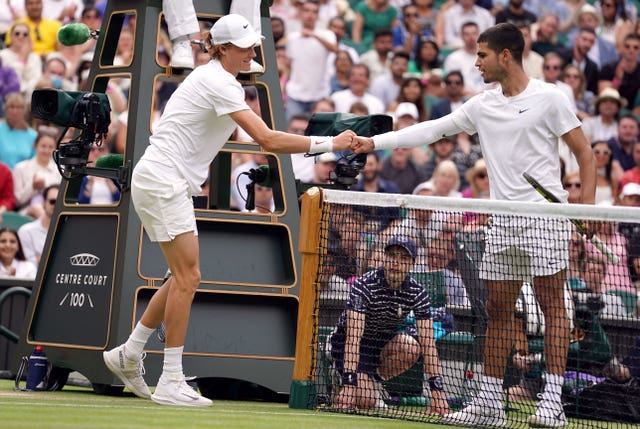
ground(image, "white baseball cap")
xmin=211 ymin=14 xmax=265 ymax=48
xmin=394 ymin=102 xmax=419 ymax=121
xmin=316 ymin=152 xmax=337 ymax=163
xmin=620 ymin=182 xmax=640 ymax=198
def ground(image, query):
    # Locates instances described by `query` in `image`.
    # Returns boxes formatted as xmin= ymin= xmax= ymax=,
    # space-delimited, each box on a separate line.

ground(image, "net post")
xmin=289 ymin=187 xmax=325 ymax=409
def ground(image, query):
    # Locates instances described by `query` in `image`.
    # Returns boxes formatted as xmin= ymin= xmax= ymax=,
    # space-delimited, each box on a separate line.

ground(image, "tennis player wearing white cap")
xmin=103 ymin=14 xmax=355 ymax=407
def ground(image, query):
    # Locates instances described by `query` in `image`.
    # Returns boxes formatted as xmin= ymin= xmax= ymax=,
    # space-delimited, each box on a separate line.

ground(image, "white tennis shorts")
xmin=130 ymin=158 xmax=197 ymax=242
xmin=480 ymin=215 xmax=571 ymax=281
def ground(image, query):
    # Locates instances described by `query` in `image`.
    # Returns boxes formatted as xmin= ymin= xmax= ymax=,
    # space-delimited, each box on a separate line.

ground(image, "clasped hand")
xmin=331 ymin=133 xmax=374 ymax=154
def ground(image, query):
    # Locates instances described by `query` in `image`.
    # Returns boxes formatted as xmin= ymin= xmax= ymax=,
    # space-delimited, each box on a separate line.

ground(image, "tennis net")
xmin=290 ymin=187 xmax=640 ymax=428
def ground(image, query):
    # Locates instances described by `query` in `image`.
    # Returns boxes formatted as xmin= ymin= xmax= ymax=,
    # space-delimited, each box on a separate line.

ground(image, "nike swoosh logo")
xmin=243 ymin=24 xmax=248 ymax=29
xmin=519 ymin=108 xmax=530 ymax=114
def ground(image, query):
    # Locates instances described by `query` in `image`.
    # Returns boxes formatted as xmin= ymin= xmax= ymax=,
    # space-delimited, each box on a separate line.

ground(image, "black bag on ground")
xmin=563 ymin=378 xmax=640 ymax=423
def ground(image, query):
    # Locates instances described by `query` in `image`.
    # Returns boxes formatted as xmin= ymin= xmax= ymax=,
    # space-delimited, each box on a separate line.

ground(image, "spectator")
xmin=350 ymin=0 xmax=398 ymax=54
xmin=5 ymin=0 xmax=61 ymax=57
xmin=558 ymin=27 xmax=599 ymax=95
xmin=77 ymin=144 xmax=120 ymax=204
xmin=414 ymin=0 xmax=439 ymax=38
xmin=370 ymin=50 xmax=409 ymax=109
xmin=0 ymin=22 xmax=41 ymax=100
xmin=524 ymin=0 xmax=571 ymax=27
xmin=462 ymin=158 xmax=489 ymax=199
xmin=617 ymin=182 xmax=640 ymax=284
xmin=42 ymin=0 xmax=83 ymax=24
xmin=35 ymin=52 xmax=75 ymax=91
xmin=495 ymin=0 xmax=537 ymax=27
xmin=422 ymin=134 xmax=477 ymax=187
xmin=285 ymin=0 xmax=337 ymax=120
xmin=286 ymin=114 xmax=316 ymax=184
xmin=595 ymin=0 xmax=636 ymax=51
xmin=379 ymin=139 xmax=428 ymax=194
xmin=0 ymin=227 xmax=36 ymax=279
xmin=386 ymin=76 xmax=427 ymax=121
xmin=250 ymin=184 xmax=275 ymax=214
xmin=541 ymin=52 xmax=575 ymax=111
xmin=17 ymin=183 xmax=57 ymax=264
xmin=619 ymin=139 xmax=640 ymax=189
xmin=608 ymin=114 xmax=640 ymax=171
xmin=430 ymin=70 xmax=467 ymax=119
xmin=270 ymin=15 xmax=286 ymax=47
xmin=591 ymin=140 xmax=623 ymax=205
xmin=0 ymin=161 xmax=15 ymax=216
xmin=392 ymin=3 xmax=432 ymax=59
xmin=274 ymin=44 xmax=289 ymax=100
xmin=426 ymin=235 xmax=470 ymax=307
xmin=0 ymin=2 xmax=22 ymax=40
xmin=350 ymin=100 xmax=370 ymax=115
xmin=562 ymin=63 xmax=595 ymax=121
xmin=569 ymin=4 xmax=619 ymax=69
xmin=352 ymin=152 xmax=401 ymax=232
xmin=329 ymin=235 xmax=449 ymax=414
xmin=592 ymin=221 xmax=635 ymax=294
xmin=325 ymin=16 xmax=360 ymax=80
xmin=331 ymin=63 xmax=385 ymax=114
xmin=444 ymin=22 xmax=490 ymax=95
xmin=429 ymin=159 xmax=462 ymax=197
xmin=309 ymin=151 xmax=337 ymax=185
xmin=230 ymin=153 xmax=269 ymax=211
xmin=328 ymin=49 xmax=354 ymax=94
xmin=597 ymin=33 xmax=640 ymax=112
xmin=531 ymin=12 xmax=563 ymax=56
xmin=440 ymin=0 xmax=494 ymax=49
xmin=77 ymin=6 xmax=102 ymax=54
xmin=582 ymin=87 xmax=624 ymax=143
xmin=519 ymin=23 xmax=544 ymax=79
xmin=562 ymin=171 xmax=583 ymax=204
xmin=359 ymin=28 xmax=394 ymax=82
xmin=392 ymin=100 xmax=419 ymax=130
xmin=0 ymin=92 xmax=36 ymax=169
xmin=12 ymin=130 xmax=60 ymax=218
xmin=0 ymin=57 xmax=20 ymax=116
xmin=408 ymin=35 xmax=442 ymax=77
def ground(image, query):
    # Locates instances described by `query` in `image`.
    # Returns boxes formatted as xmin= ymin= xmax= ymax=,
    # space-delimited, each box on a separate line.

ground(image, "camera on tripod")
xmin=31 ymin=89 xmax=111 ymax=179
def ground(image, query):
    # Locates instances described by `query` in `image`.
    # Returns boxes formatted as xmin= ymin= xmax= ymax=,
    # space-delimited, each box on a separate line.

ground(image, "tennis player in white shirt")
xmin=352 ymin=22 xmax=597 ymax=428
xmin=103 ymin=14 xmax=354 ymax=407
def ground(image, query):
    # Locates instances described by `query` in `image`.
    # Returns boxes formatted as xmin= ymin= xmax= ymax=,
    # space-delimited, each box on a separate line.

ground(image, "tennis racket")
xmin=523 ymin=172 xmax=620 ymax=265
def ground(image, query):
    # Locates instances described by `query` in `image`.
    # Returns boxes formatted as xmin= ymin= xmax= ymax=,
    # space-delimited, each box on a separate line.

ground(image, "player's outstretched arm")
xmin=231 ymin=109 xmax=354 ymax=154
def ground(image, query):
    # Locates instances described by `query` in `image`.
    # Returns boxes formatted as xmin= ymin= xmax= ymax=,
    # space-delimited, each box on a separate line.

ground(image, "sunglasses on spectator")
xmin=593 ymin=149 xmax=611 ymax=156
xmin=564 ymin=182 xmax=581 ymax=189
xmin=34 ymin=26 xmax=41 ymax=41
xmin=47 ymin=199 xmax=57 ymax=205
xmin=13 ymin=31 xmax=29 ymax=37
xmin=475 ymin=172 xmax=487 ymax=179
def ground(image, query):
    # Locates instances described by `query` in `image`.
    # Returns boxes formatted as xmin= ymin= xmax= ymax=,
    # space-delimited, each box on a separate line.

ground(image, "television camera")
xmin=31 ymin=89 xmax=130 ymax=188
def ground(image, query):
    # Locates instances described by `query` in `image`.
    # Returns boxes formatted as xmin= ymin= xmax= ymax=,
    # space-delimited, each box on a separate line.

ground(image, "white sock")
xmin=123 ymin=322 xmax=154 ymax=360
xmin=479 ymin=375 xmax=503 ymax=406
xmin=162 ymin=346 xmax=184 ymax=376
xmin=544 ymin=373 xmax=564 ymax=400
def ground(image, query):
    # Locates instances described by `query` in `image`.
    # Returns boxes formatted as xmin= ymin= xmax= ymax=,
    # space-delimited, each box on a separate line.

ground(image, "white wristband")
xmin=308 ymin=136 xmax=334 ymax=154
xmin=373 ymin=132 xmax=398 ymax=150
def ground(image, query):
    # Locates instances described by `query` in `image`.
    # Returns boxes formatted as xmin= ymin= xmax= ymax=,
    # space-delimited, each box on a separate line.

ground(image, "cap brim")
xmin=231 ymin=33 xmax=265 ymax=49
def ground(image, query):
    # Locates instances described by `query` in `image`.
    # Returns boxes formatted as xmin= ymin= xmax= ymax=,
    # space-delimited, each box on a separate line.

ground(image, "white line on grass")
xmin=4 ymin=401 xmax=387 ymax=421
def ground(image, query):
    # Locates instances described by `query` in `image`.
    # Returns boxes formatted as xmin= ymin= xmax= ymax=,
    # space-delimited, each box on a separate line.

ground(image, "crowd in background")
xmin=0 ymin=0 xmax=639 ymax=303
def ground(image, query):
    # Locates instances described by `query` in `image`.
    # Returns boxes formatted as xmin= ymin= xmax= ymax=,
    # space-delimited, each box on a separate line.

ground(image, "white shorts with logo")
xmin=130 ymin=158 xmax=197 ymax=242
xmin=480 ymin=215 xmax=571 ymax=281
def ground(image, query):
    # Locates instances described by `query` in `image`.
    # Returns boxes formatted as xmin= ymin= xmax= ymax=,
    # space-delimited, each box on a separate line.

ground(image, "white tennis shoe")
xmin=152 ymin=373 xmax=212 ymax=407
xmin=103 ymin=345 xmax=151 ymax=399
xmin=528 ymin=393 xmax=568 ymax=428
xmin=440 ymin=398 xmax=506 ymax=427
xmin=170 ymin=40 xmax=194 ymax=69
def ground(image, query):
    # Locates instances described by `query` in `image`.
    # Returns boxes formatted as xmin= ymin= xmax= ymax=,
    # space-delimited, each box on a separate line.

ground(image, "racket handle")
xmin=589 ymin=235 xmax=620 ymax=265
